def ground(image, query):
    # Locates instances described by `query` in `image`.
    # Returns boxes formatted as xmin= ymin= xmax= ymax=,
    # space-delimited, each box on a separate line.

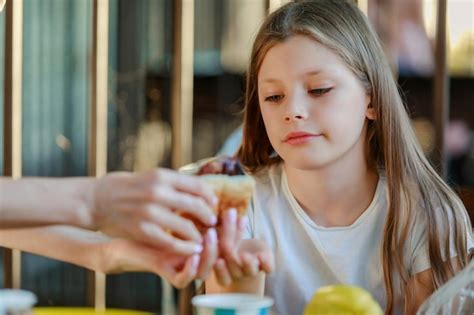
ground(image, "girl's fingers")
xmin=226 ymin=258 xmax=244 ymax=280
xmin=257 ymin=251 xmax=275 ymax=273
xmin=220 ymin=219 xmax=244 ymax=280
xmin=219 ymin=208 xmax=238 ymax=257
xmin=214 ymin=258 xmax=232 ymax=287
xmin=172 ymin=254 xmax=201 ymax=289
xmin=241 ymin=253 xmax=259 ymax=277
xmin=196 ymin=228 xmax=218 ymax=279
xmin=236 ymin=216 xmax=248 ymax=241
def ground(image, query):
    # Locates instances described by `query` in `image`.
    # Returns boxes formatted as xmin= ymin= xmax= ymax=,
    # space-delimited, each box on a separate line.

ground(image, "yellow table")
xmin=34 ymin=307 xmax=153 ymax=315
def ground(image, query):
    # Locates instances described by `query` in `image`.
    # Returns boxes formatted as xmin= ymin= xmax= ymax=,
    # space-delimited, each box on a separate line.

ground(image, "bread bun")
xmin=180 ymin=156 xmax=255 ymax=224
xmin=200 ymin=174 xmax=255 ymax=218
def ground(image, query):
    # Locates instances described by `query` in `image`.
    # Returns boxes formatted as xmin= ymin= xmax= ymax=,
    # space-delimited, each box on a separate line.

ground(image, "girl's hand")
xmin=93 ymin=168 xmax=218 ymax=256
xmin=102 ymin=227 xmax=219 ymax=288
xmin=214 ymin=239 xmax=274 ymax=287
xmin=214 ymin=209 xmax=274 ymax=286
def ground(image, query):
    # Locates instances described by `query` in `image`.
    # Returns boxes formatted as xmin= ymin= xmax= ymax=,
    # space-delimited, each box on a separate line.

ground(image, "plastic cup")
xmin=0 ymin=289 xmax=37 ymax=315
xmin=192 ymin=293 xmax=274 ymax=315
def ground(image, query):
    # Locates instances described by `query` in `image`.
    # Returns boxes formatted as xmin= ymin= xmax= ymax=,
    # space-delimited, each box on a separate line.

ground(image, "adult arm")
xmin=0 ymin=168 xmax=218 ymax=255
xmin=0 ymin=224 xmax=218 ymax=288
xmin=0 ymin=177 xmax=96 ymax=229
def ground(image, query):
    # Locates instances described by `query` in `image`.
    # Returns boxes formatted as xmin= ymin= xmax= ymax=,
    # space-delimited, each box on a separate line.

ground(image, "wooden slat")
xmin=268 ymin=0 xmax=291 ymax=14
xmin=171 ymin=1 xmax=195 ymax=314
xmin=357 ymin=0 xmax=369 ymax=16
xmin=2 ymin=0 xmax=23 ymax=290
xmin=171 ymin=0 xmax=194 ymax=170
xmin=87 ymin=0 xmax=109 ymax=310
xmin=89 ymin=0 xmax=109 ymax=177
xmin=433 ymin=0 xmax=449 ymax=179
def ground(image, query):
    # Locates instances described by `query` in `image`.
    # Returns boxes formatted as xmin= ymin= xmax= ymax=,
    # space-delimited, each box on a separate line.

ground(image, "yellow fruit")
xmin=303 ymin=285 xmax=383 ymax=315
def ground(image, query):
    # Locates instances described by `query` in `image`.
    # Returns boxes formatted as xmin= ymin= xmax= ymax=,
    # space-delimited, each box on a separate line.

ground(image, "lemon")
xmin=303 ymin=285 xmax=383 ymax=315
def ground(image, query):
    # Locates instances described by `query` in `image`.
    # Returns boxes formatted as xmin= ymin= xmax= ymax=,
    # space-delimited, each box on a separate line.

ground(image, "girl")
xmin=205 ymin=1 xmax=473 ymax=314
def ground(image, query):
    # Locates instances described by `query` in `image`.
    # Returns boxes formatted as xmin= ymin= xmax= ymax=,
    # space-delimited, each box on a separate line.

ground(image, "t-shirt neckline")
xmin=281 ymin=167 xmax=383 ymax=231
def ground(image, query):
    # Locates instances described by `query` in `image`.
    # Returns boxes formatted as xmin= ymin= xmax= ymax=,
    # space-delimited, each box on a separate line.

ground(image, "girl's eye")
xmin=309 ymin=87 xmax=333 ymax=96
xmin=264 ymin=95 xmax=284 ymax=102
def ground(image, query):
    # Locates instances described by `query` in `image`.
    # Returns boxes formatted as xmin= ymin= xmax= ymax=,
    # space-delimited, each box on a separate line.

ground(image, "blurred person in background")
xmin=446 ymin=120 xmax=474 ymax=186
xmin=368 ymin=0 xmax=434 ymax=76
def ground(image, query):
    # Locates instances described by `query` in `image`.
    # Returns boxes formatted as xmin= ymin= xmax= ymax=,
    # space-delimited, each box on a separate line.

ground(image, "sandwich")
xmin=196 ymin=156 xmax=255 ymax=219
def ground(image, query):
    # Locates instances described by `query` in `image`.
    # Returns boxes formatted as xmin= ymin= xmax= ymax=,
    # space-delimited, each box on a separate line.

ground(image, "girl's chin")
xmin=283 ymin=156 xmax=333 ymax=171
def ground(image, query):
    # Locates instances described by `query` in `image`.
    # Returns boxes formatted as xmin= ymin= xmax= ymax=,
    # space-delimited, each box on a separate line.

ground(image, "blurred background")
xmin=0 ymin=0 xmax=473 ymax=313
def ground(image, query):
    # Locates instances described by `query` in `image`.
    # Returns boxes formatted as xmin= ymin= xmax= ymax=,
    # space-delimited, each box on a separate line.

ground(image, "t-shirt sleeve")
xmin=409 ymin=205 xmax=474 ymax=275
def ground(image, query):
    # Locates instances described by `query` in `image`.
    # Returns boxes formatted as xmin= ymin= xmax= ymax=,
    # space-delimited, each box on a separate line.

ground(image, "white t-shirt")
xmin=243 ymin=164 xmax=473 ymax=315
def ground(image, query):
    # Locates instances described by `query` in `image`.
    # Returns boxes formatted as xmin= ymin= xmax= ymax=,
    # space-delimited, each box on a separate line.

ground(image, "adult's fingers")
xmin=143 ymin=205 xmax=203 ymax=242
xmin=214 ymin=258 xmax=232 ymax=287
xmin=138 ymin=221 xmax=203 ymax=255
xmin=149 ymin=185 xmax=217 ymax=227
xmin=171 ymin=254 xmax=200 ymax=288
xmin=157 ymin=169 xmax=218 ymax=207
xmin=196 ymin=228 xmax=218 ymax=279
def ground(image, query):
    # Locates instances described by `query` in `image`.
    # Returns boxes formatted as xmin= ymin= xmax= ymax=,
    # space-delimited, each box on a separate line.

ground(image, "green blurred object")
xmin=303 ymin=285 xmax=383 ymax=315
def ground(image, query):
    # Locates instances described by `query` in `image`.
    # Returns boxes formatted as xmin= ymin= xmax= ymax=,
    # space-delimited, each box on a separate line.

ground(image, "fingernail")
xmin=194 ymin=244 xmax=203 ymax=253
xmin=253 ymin=259 xmax=260 ymax=273
xmin=228 ymin=208 xmax=237 ymax=223
xmin=211 ymin=195 xmax=219 ymax=206
xmin=192 ymin=254 xmax=200 ymax=268
xmin=207 ymin=228 xmax=217 ymax=243
xmin=216 ymin=258 xmax=225 ymax=268
xmin=209 ymin=215 xmax=218 ymax=225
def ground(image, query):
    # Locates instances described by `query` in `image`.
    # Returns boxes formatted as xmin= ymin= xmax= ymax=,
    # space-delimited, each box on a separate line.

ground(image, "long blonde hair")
xmin=237 ymin=1 xmax=472 ymax=313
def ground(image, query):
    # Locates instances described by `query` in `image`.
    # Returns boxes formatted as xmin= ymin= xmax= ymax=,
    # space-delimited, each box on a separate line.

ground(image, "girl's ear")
xmin=366 ymin=105 xmax=376 ymax=120
xmin=365 ymin=94 xmax=376 ymax=120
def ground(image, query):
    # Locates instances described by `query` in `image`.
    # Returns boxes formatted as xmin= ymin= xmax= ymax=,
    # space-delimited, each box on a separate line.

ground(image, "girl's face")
xmin=257 ymin=35 xmax=374 ymax=170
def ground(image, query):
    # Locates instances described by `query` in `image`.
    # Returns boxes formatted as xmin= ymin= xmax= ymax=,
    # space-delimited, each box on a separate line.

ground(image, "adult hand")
xmin=102 ymin=227 xmax=219 ymax=288
xmin=93 ymin=168 xmax=218 ymax=255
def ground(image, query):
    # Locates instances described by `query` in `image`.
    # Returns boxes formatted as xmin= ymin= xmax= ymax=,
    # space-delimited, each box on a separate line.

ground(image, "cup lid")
xmin=0 ymin=289 xmax=37 ymax=311
xmin=192 ymin=293 xmax=274 ymax=310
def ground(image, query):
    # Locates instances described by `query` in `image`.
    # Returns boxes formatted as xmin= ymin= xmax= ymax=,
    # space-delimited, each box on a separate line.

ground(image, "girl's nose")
xmin=283 ymin=88 xmax=309 ymax=122
xmin=284 ymin=97 xmax=308 ymax=122
xmin=284 ymin=87 xmax=311 ymax=123
xmin=284 ymin=113 xmax=304 ymax=122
